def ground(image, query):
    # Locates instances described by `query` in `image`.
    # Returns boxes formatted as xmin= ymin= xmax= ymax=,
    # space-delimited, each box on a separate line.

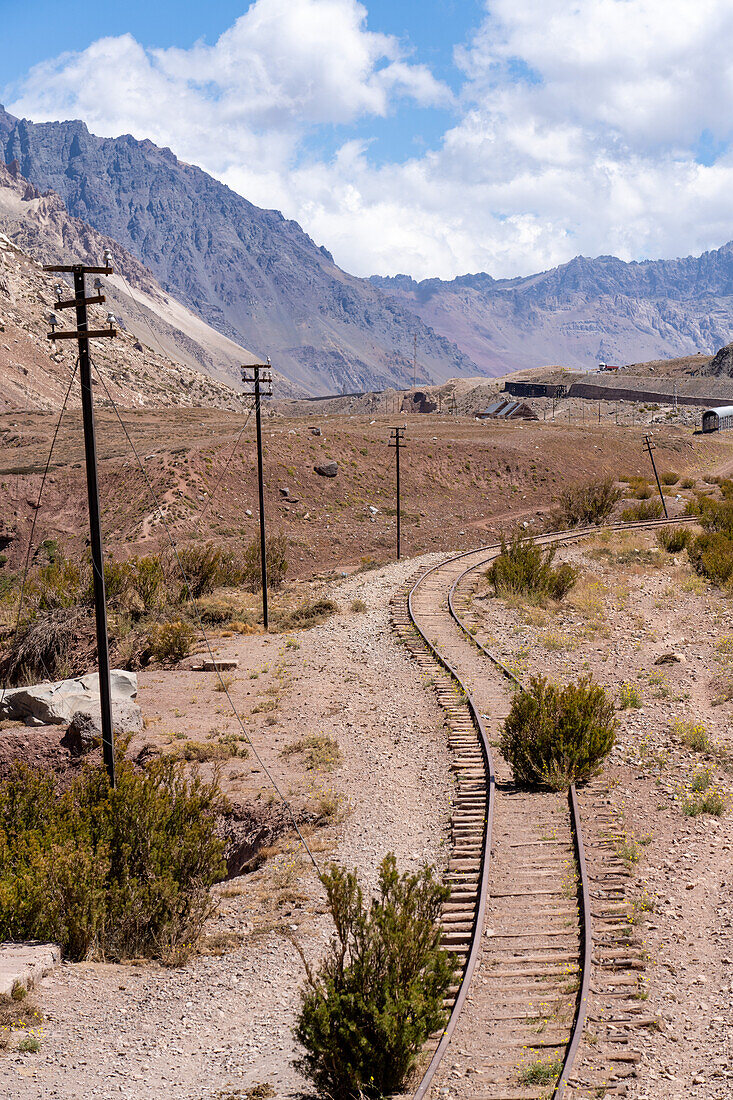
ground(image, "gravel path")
xmin=5 ymin=554 xmax=453 ymax=1100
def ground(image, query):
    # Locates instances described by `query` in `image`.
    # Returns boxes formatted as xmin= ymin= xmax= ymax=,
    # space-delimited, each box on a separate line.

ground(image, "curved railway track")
xmin=392 ymin=519 xmax=689 ymax=1100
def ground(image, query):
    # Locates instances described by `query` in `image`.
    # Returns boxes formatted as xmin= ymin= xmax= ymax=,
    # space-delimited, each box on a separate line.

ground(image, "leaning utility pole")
xmin=45 ymin=253 xmax=117 ymax=786
xmin=644 ymin=434 xmax=668 ymax=518
xmin=241 ymin=362 xmax=273 ymax=629
xmin=388 ymin=425 xmax=406 ymax=560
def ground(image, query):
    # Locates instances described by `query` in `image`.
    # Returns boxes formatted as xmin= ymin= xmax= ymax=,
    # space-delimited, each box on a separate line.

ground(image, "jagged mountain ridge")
xmin=371 ymin=246 xmax=733 ymax=375
xmin=0 ymin=105 xmax=478 ymax=396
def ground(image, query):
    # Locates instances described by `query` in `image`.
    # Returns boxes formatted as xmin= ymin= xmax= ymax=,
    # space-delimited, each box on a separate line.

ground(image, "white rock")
xmin=0 ymin=670 xmax=141 ymax=730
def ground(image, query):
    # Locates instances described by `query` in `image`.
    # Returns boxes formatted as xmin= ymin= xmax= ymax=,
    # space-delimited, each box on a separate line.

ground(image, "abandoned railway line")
xmin=393 ymin=519 xmax=685 ymax=1100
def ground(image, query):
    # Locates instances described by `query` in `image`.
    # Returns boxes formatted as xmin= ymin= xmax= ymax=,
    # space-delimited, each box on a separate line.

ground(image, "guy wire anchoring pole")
xmin=44 ymin=252 xmax=117 ymax=786
xmin=241 ymin=361 xmax=273 ymax=629
xmin=388 ymin=425 xmax=406 ymax=560
xmin=644 ymin=433 xmax=668 ymax=518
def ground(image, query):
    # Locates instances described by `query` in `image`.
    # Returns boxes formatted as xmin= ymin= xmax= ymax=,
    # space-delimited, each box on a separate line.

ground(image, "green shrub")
xmin=620 ymin=500 xmax=663 ymax=522
xmin=657 ymin=526 xmax=691 ymax=553
xmin=147 ymin=619 xmax=196 ymax=663
xmin=682 ymin=784 xmax=728 ymax=817
xmin=661 ymin=471 xmax=679 ymax=486
xmin=129 ymin=555 xmax=168 ymax=609
xmin=628 ymin=478 xmax=652 ymax=500
xmin=618 ymin=682 xmax=642 ymax=709
xmin=487 ymin=534 xmax=578 ymax=601
xmin=500 ymin=675 xmax=617 ymax=790
xmin=555 ymin=478 xmax=621 ymax=527
xmin=687 ymin=496 xmax=733 ymax=537
xmin=688 ymin=531 xmax=733 ymax=586
xmin=0 ymin=755 xmax=226 ymax=963
xmin=295 ymin=854 xmax=454 ymax=1099
xmin=281 ymin=735 xmax=342 ymax=771
xmin=681 ymin=478 xmax=695 ymax=489
xmin=672 ymin=719 xmax=713 ymax=753
xmin=242 ymin=534 xmax=289 ymax=592
xmin=177 ymin=544 xmax=241 ymax=599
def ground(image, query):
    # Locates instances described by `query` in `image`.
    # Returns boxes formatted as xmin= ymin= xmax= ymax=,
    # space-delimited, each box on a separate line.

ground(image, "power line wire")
xmin=1 ymin=360 xmax=80 ymax=704
xmin=90 ymin=361 xmax=321 ymax=876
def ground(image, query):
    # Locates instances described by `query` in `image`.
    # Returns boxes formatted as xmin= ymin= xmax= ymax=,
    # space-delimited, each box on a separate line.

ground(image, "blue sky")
xmin=4 ymin=1 xmax=733 ymax=281
xmin=2 ymin=0 xmax=483 ymax=165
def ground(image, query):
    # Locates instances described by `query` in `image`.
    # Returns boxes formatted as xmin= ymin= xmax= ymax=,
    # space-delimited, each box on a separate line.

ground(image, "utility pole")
xmin=598 ymin=401 xmax=601 ymax=424
xmin=241 ymin=362 xmax=273 ymax=629
xmin=45 ymin=253 xmax=117 ymax=787
xmin=644 ymin=434 xmax=668 ymax=518
xmin=388 ymin=425 xmax=406 ymax=560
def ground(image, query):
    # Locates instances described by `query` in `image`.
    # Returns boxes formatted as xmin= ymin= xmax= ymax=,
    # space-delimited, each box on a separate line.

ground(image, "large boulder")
xmin=314 ymin=461 xmax=338 ymax=477
xmin=0 ymin=670 xmax=142 ymax=731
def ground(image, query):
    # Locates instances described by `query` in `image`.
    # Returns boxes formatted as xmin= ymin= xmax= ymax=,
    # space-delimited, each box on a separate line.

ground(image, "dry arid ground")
xmin=2 ymin=415 xmax=733 ymax=1099
xmin=2 ymin=555 xmax=452 ymax=1099
xmin=1 ymin=409 xmax=731 ymax=578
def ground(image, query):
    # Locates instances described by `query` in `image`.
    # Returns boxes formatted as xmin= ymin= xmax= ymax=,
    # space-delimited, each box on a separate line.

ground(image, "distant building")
xmin=504 ymin=379 xmax=567 ymax=399
xmin=477 ymin=399 xmax=538 ymax=421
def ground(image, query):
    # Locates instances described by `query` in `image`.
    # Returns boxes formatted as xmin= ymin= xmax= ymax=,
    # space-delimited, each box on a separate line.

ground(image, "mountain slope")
xmin=371 ymin=246 xmax=733 ymax=375
xmin=0 ymin=106 xmax=478 ymax=396
xmin=0 ymin=161 xmax=307 ymax=398
xmin=0 ymin=224 xmax=255 ymax=414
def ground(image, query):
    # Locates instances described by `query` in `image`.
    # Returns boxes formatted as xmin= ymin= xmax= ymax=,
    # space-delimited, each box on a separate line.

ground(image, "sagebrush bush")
xmin=500 ymin=675 xmax=617 ymax=790
xmin=487 ymin=534 xmax=578 ymax=601
xmin=147 ymin=619 xmax=196 ymax=663
xmin=0 ymin=754 xmax=226 ymax=962
xmin=628 ymin=478 xmax=652 ymax=500
xmin=555 ymin=478 xmax=621 ymax=527
xmin=681 ymin=498 xmax=733 ymax=586
xmin=620 ymin=500 xmax=663 ymax=522
xmin=661 ymin=471 xmax=679 ymax=486
xmin=688 ymin=531 xmax=733 ymax=585
xmin=295 ymin=854 xmax=454 ymax=1099
xmin=618 ymin=682 xmax=642 ymax=709
xmin=657 ymin=526 xmax=691 ymax=553
xmin=242 ymin=534 xmax=288 ymax=593
xmin=0 ymin=539 xmax=268 ymax=682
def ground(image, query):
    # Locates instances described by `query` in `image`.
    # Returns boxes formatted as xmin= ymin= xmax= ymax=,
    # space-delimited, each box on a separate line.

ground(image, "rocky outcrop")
xmin=0 ymin=105 xmax=478 ymax=396
xmin=706 ymin=343 xmax=733 ymax=377
xmin=0 ymin=670 xmax=141 ymax=730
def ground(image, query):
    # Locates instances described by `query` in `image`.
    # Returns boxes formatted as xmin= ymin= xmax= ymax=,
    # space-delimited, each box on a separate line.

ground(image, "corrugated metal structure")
xmin=477 ymin=399 xmax=538 ymax=421
xmin=702 ymin=405 xmax=733 ymax=433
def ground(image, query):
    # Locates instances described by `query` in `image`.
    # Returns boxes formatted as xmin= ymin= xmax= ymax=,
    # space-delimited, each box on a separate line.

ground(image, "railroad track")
xmin=392 ymin=519 xmax=688 ymax=1100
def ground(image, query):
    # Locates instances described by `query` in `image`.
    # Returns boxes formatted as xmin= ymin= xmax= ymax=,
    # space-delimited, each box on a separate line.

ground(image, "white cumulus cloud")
xmin=6 ymin=0 xmax=733 ymax=279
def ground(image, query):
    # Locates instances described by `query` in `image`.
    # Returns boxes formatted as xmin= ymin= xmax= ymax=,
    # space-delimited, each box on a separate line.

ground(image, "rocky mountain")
xmin=0 ymin=106 xmax=477 ymax=396
xmin=0 ymin=219 xmax=255 ymax=415
xmin=0 ymin=160 xmax=304 ymax=398
xmin=371 ymin=246 xmax=733 ymax=376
